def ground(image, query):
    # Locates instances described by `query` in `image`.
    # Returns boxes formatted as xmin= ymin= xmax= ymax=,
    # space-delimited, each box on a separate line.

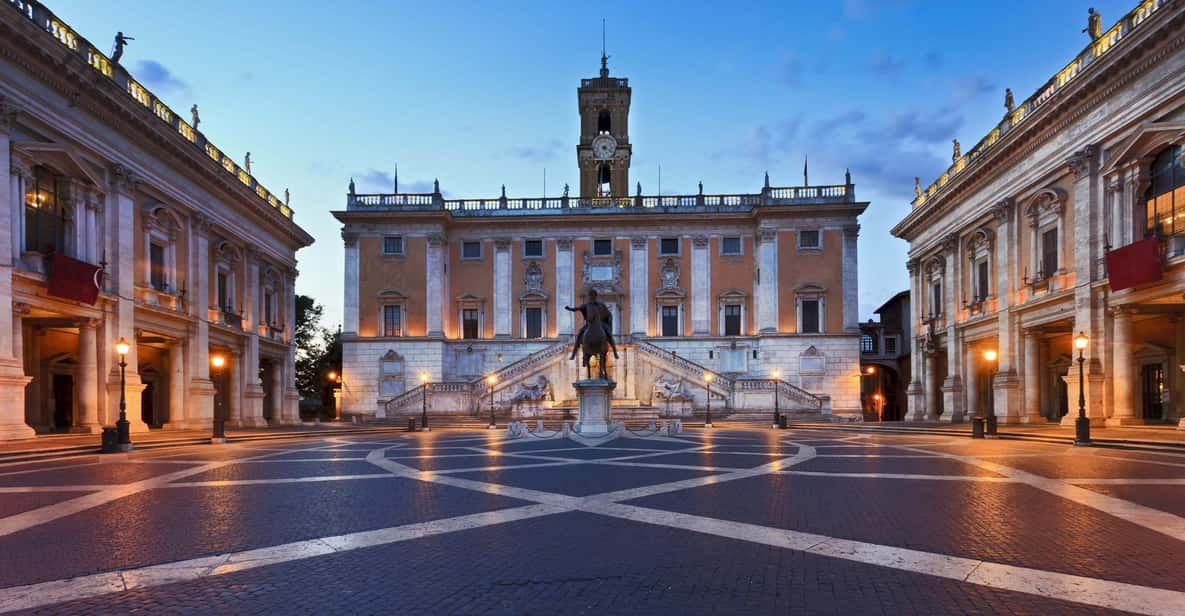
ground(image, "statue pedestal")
xmin=573 ymin=378 xmax=615 ymax=436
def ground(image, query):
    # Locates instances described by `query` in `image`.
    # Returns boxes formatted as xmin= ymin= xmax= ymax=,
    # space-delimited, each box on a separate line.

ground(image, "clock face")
xmin=592 ymin=135 xmax=617 ymax=160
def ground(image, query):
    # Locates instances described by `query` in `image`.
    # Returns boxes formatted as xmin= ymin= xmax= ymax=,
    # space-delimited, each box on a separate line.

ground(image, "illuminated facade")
xmin=0 ymin=1 xmax=314 ymax=440
xmin=334 ymin=56 xmax=867 ymax=422
xmin=893 ymin=0 xmax=1185 ymax=427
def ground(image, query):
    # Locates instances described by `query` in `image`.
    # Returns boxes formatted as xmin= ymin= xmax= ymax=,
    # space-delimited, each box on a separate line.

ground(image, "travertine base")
xmin=574 ymin=379 xmax=615 ymax=436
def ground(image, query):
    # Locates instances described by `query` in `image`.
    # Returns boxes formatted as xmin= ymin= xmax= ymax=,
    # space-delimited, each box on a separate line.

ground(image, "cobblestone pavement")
xmin=1 ymin=427 xmax=1184 ymax=614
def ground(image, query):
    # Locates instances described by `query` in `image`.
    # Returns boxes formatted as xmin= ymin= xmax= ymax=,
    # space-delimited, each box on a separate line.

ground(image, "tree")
xmin=294 ymin=294 xmax=333 ymax=398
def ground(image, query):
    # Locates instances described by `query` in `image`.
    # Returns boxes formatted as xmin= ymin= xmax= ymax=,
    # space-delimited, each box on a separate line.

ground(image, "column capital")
xmin=107 ymin=163 xmax=141 ymax=196
xmin=906 ymin=258 xmax=920 ymax=273
xmin=74 ymin=318 xmax=99 ymax=330
xmin=991 ymin=199 xmax=1013 ymax=223
xmin=1111 ymin=304 xmax=1137 ymax=319
xmin=842 ymin=224 xmax=860 ymax=239
xmin=692 ymin=235 xmax=710 ymax=249
xmin=757 ymin=227 xmax=778 ymax=244
xmin=494 ymin=238 xmax=512 ymax=251
xmin=0 ymin=96 xmax=19 ymax=134
xmin=556 ymin=238 xmax=574 ymax=251
xmin=9 ymin=150 xmax=33 ymax=181
xmin=630 ymin=236 xmax=647 ymax=249
xmin=426 ymin=232 xmax=445 ymax=247
xmin=341 ymin=230 xmax=358 ymax=247
xmin=193 ymin=213 xmax=213 ymax=238
xmin=940 ymin=232 xmax=959 ymax=254
xmin=1065 ymin=145 xmax=1098 ymax=180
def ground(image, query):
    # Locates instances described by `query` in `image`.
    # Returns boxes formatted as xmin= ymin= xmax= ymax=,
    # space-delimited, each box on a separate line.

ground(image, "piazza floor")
xmin=1 ymin=427 xmax=1184 ymax=614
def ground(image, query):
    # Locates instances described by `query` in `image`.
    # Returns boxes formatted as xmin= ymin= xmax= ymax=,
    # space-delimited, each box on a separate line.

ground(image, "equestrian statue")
xmin=565 ymin=288 xmax=619 ymax=380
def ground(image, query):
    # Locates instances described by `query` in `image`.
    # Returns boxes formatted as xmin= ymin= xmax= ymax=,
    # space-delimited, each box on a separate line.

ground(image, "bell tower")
xmin=577 ymin=50 xmax=631 ymax=198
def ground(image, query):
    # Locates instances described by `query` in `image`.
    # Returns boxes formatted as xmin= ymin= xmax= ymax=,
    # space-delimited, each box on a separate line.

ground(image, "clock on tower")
xmin=577 ymin=53 xmax=632 ymax=199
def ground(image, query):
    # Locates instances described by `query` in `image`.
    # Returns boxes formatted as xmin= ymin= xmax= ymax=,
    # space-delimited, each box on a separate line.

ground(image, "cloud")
xmin=719 ymin=115 xmax=803 ymax=165
xmin=950 ymin=75 xmax=997 ymax=100
xmin=860 ymin=107 xmax=963 ymax=144
xmin=353 ymin=169 xmax=436 ymax=194
xmin=509 ymin=139 xmax=564 ymax=163
xmin=869 ymin=49 xmax=904 ymax=78
xmin=922 ymin=50 xmax=943 ymax=70
xmin=810 ymin=110 xmax=867 ymax=139
xmin=779 ymin=56 xmax=803 ymax=87
xmin=132 ymin=60 xmax=189 ymax=96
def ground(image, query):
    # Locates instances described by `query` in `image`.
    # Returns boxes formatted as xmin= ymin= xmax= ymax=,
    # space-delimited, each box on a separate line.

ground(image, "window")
xmin=149 ymin=243 xmax=167 ymax=291
xmin=597 ymin=109 xmax=611 ymax=134
xmin=264 ymin=291 xmax=274 ymax=326
xmin=975 ymin=259 xmax=989 ymax=302
xmin=1040 ymin=228 xmax=1058 ymax=278
xmin=659 ymin=238 xmax=680 ymax=256
xmin=801 ymin=299 xmax=820 ymax=333
xmin=661 ymin=305 xmax=679 ymax=337
xmin=724 ymin=305 xmax=742 ymax=336
xmin=216 ymin=271 xmax=230 ymax=311
xmin=462 ymin=241 xmax=482 ymax=259
xmin=798 ymin=229 xmax=820 ymax=249
xmin=462 ymin=309 xmax=480 ymax=339
xmin=382 ymin=305 xmax=402 ymax=337
xmin=23 ymin=167 xmax=71 ymax=256
xmin=931 ymin=282 xmax=943 ymax=316
xmin=860 ymin=334 xmax=876 ymax=353
xmin=382 ymin=236 xmax=403 ymax=255
xmin=597 ymin=165 xmax=611 ymax=196
xmin=523 ymin=239 xmax=543 ymax=258
xmin=884 ymin=336 xmax=897 ymax=354
xmin=1145 ymin=145 xmax=1184 ymax=237
xmin=524 ymin=307 xmax=543 ymax=339
xmin=721 ymin=236 xmax=742 ymax=256
xmin=593 ymin=239 xmax=613 ymax=256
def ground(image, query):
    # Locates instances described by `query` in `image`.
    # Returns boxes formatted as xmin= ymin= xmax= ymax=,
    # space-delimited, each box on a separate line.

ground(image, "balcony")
xmin=208 ymin=307 xmax=242 ymax=330
xmin=137 ymin=284 xmax=185 ymax=312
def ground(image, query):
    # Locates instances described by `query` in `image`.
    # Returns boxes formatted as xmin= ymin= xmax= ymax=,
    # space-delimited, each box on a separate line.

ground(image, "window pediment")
xmin=214 ymin=240 xmax=242 ymax=265
xmin=1102 ymin=121 xmax=1185 ymax=174
xmin=13 ymin=141 xmax=105 ymax=187
xmin=1023 ymin=188 xmax=1067 ymax=225
xmin=377 ymin=289 xmax=407 ymax=301
xmin=794 ymin=283 xmax=826 ymax=296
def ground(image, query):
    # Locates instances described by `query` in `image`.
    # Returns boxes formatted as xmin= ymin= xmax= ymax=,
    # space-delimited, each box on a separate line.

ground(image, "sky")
xmin=53 ymin=0 xmax=1134 ymax=328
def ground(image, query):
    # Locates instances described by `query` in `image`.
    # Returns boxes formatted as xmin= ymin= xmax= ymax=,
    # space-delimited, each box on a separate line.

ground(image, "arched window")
xmin=24 ymin=166 xmax=72 ymax=255
xmin=597 ymin=164 xmax=611 ymax=196
xmin=597 ymin=109 xmax=611 ymax=134
xmin=1145 ymin=145 xmax=1184 ymax=237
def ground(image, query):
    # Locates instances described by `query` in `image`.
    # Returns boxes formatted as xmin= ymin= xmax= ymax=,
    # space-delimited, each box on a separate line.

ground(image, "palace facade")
xmin=0 ymin=1 xmax=314 ymax=440
xmin=892 ymin=0 xmax=1185 ymax=428
xmin=334 ymin=56 xmax=867 ymax=422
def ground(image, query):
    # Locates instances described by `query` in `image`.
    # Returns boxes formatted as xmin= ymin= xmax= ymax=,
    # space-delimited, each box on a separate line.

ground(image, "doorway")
xmin=52 ymin=374 xmax=74 ymax=432
xmin=261 ymin=361 xmax=275 ymax=422
xmin=141 ymin=379 xmax=157 ymax=427
xmin=1141 ymin=364 xmax=1165 ymax=421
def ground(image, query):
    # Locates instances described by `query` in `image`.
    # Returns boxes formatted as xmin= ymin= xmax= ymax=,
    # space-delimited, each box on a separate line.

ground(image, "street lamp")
xmin=771 ymin=368 xmax=782 ymax=429
xmin=983 ymin=349 xmax=998 ymax=437
xmin=211 ymin=354 xmax=226 ymax=443
xmin=1074 ymin=332 xmax=1091 ymax=446
xmin=487 ymin=374 xmax=498 ymax=429
xmin=419 ymin=371 xmax=430 ymax=432
xmin=114 ymin=337 xmax=132 ymax=452
xmin=873 ymin=393 xmax=883 ymax=420
xmin=704 ymin=372 xmax=714 ymax=428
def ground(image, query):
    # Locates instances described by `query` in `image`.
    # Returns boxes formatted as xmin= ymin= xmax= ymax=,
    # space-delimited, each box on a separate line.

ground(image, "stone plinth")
xmin=573 ymin=378 xmax=615 ymax=436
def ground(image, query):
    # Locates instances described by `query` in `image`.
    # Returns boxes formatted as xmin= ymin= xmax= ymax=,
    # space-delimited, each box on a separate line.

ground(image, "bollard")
xmin=101 ymin=427 xmax=119 ymax=453
xmin=407 ymin=418 xmax=417 ymax=432
xmin=779 ymin=415 xmax=788 ymax=429
xmin=971 ymin=417 xmax=985 ymax=439
xmin=985 ymin=413 xmax=998 ymax=438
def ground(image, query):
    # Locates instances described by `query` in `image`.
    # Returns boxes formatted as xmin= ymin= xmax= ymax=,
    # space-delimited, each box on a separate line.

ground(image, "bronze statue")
xmin=111 ymin=32 xmax=134 ymax=64
xmin=565 ymin=288 xmax=619 ymax=380
xmin=1084 ymin=8 xmax=1102 ymax=40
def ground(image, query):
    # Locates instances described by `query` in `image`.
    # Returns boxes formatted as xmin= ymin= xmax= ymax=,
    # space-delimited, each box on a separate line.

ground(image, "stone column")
xmin=493 ymin=239 xmax=511 ymax=337
xmin=906 ymin=258 xmax=926 ymax=420
xmin=841 ymin=225 xmax=860 ymax=331
xmin=283 ymin=270 xmax=301 ymax=423
xmin=1069 ymin=147 xmax=1107 ymax=425
xmin=991 ymin=201 xmax=1020 ymax=422
xmin=939 ymin=236 xmax=963 ymax=422
xmin=629 ymin=237 xmax=648 ymax=336
xmin=556 ymin=239 xmax=574 ymax=335
xmin=691 ymin=235 xmax=710 ymax=335
xmin=187 ymin=214 xmax=214 ymax=428
xmin=75 ymin=319 xmax=100 ymax=433
xmin=0 ymin=107 xmax=34 ymax=440
xmin=342 ymin=230 xmax=359 ymax=334
xmin=165 ymin=340 xmax=186 ymax=429
xmin=426 ymin=233 xmax=444 ymax=336
xmin=1107 ymin=306 xmax=1140 ymax=425
xmin=965 ymin=347 xmax=979 ymax=419
xmin=227 ymin=350 xmax=242 ymax=426
xmin=757 ymin=228 xmax=778 ymax=333
xmin=105 ymin=166 xmax=147 ymax=432
xmin=270 ymin=359 xmax=286 ymax=424
xmin=1022 ymin=330 xmax=1043 ymax=423
xmin=924 ymin=350 xmax=939 ymax=421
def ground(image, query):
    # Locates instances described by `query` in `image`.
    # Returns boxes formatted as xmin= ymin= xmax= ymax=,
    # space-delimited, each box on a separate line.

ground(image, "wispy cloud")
xmin=132 ymin=60 xmax=189 ymax=96
xmin=510 ymin=140 xmax=564 ymax=163
xmin=869 ymin=49 xmax=905 ymax=78
xmin=353 ymin=169 xmax=436 ymax=194
xmin=779 ymin=55 xmax=804 ymax=88
xmin=950 ymin=75 xmax=997 ymax=100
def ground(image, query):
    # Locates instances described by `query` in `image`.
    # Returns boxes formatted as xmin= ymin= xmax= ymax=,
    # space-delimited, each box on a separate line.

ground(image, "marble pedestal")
xmin=573 ymin=378 xmax=615 ymax=436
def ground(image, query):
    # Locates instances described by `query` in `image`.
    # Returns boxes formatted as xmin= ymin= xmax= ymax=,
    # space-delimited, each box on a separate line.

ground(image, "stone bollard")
xmin=648 ymin=418 xmax=656 ymax=431
xmin=562 ymin=421 xmax=570 ymax=438
xmin=971 ymin=417 xmax=985 ymax=439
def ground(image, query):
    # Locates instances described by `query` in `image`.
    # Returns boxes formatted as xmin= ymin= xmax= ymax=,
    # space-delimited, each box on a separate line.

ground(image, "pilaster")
xmin=556 ymin=239 xmax=574 ymax=335
xmin=841 ymin=224 xmax=859 ymax=331
xmin=426 ymin=233 xmax=445 ymax=336
xmin=1105 ymin=306 xmax=1141 ymax=425
xmin=493 ymin=239 xmax=511 ymax=337
xmin=105 ymin=165 xmax=146 ymax=431
xmin=75 ymin=319 xmax=101 ymax=433
xmin=757 ymin=228 xmax=778 ymax=333
xmin=342 ymin=230 xmax=359 ymax=334
xmin=629 ymin=236 xmax=648 ymax=336
xmin=690 ymin=235 xmax=709 ymax=334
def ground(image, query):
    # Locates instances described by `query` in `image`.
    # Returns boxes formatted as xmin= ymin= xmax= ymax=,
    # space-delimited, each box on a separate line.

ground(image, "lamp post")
xmin=771 ymin=368 xmax=782 ymax=429
xmin=704 ymin=373 xmax=714 ymax=428
xmin=864 ymin=365 xmax=876 ymax=419
xmin=327 ymin=371 xmax=341 ymax=421
xmin=211 ymin=354 xmax=226 ymax=443
xmin=419 ymin=371 xmax=430 ymax=432
xmin=983 ymin=349 xmax=998 ymax=437
xmin=114 ymin=338 xmax=132 ymax=452
xmin=487 ymin=374 xmax=498 ymax=429
xmin=1074 ymin=332 xmax=1091 ymax=446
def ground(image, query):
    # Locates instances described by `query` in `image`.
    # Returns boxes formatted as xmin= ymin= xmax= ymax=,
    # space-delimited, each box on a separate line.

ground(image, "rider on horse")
xmin=565 ymin=288 xmax=620 ymax=361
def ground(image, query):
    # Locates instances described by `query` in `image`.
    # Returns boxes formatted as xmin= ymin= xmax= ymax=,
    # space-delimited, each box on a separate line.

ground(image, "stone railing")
xmin=913 ymin=0 xmax=1171 ymax=209
xmin=734 ymin=378 xmax=823 ymax=411
xmin=346 ymin=184 xmax=854 ymax=214
xmin=5 ymin=0 xmax=293 ymax=220
xmin=633 ymin=340 xmax=731 ymax=403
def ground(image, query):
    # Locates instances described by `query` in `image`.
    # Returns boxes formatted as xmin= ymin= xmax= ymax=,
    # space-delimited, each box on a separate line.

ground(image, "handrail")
xmin=734 ymin=377 xmax=823 ymax=409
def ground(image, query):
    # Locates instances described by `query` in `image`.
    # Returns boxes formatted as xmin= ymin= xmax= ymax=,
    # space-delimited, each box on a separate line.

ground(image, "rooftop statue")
xmin=284 ymin=188 xmax=290 ymax=205
xmin=1004 ymin=88 xmax=1014 ymax=113
xmin=190 ymin=104 xmax=200 ymax=131
xmin=111 ymin=32 xmax=134 ymax=64
xmin=952 ymin=139 xmax=961 ymax=162
xmin=348 ymin=178 xmax=356 ymax=195
xmin=565 ymin=288 xmax=618 ymax=380
xmin=244 ymin=152 xmax=252 ymax=175
xmin=914 ymin=177 xmax=921 ymax=198
xmin=563 ymin=183 xmax=570 ymax=197
xmin=1084 ymin=8 xmax=1102 ymax=40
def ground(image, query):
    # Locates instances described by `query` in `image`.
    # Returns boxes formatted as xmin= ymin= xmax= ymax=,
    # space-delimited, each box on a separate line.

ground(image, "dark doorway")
xmin=52 ymin=374 xmax=73 ymax=431
xmin=1056 ymin=369 xmax=1069 ymax=420
xmin=141 ymin=379 xmax=156 ymax=427
xmin=261 ymin=361 xmax=275 ymax=422
xmin=1142 ymin=364 xmax=1165 ymax=421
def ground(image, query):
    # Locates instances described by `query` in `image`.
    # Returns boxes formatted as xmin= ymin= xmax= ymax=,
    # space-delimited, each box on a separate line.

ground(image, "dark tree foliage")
xmin=294 ymin=294 xmax=337 ymax=398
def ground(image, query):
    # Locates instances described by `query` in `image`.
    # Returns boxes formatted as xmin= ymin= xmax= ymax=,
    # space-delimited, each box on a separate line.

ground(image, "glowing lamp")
xmin=704 ymin=373 xmax=714 ymax=383
xmin=419 ymin=371 xmax=429 ymax=384
xmin=114 ymin=337 xmax=130 ymax=357
xmin=487 ymin=374 xmax=497 ymax=386
xmin=211 ymin=354 xmax=226 ymax=369
xmin=983 ymin=349 xmax=998 ymax=362
xmin=1074 ymin=332 xmax=1089 ymax=351
xmin=771 ymin=368 xmax=782 ymax=380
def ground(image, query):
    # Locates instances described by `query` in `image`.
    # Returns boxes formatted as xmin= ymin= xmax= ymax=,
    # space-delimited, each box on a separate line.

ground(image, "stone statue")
xmin=190 ymin=104 xmax=200 ymax=130
xmin=563 ymin=183 xmax=570 ymax=197
xmin=501 ymin=184 xmax=506 ymax=198
xmin=636 ymin=181 xmax=641 ymax=196
xmin=348 ymin=177 xmax=356 ymax=195
xmin=510 ymin=375 xmax=553 ymax=405
xmin=698 ymin=180 xmax=703 ymax=195
xmin=244 ymin=152 xmax=252 ymax=174
xmin=565 ymin=288 xmax=618 ymax=378
xmin=952 ymin=139 xmax=961 ymax=162
xmin=111 ymin=32 xmax=134 ymax=64
xmin=433 ymin=178 xmax=440 ymax=194
xmin=1004 ymin=88 xmax=1014 ymax=113
xmin=284 ymin=188 xmax=290 ymax=205
xmin=652 ymin=376 xmax=692 ymax=402
xmin=1084 ymin=8 xmax=1102 ymax=40
xmin=914 ymin=177 xmax=921 ymax=198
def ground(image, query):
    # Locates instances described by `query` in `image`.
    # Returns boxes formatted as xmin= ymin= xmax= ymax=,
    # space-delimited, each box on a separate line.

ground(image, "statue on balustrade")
xmin=566 ymin=288 xmax=618 ymax=379
xmin=285 ymin=188 xmax=290 ymax=205
xmin=191 ymin=104 xmax=200 ymax=130
xmin=349 ymin=177 xmax=356 ymax=195
xmin=1084 ymin=8 xmax=1102 ymax=40
xmin=244 ymin=152 xmax=252 ymax=174
xmin=1004 ymin=88 xmax=1014 ymax=113
xmin=111 ymin=32 xmax=134 ymax=64
xmin=914 ymin=177 xmax=921 ymax=198
xmin=951 ymin=139 xmax=961 ymax=162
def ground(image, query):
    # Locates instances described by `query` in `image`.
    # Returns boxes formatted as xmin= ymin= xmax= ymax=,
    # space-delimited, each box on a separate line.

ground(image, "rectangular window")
xmin=976 ymin=259 xmax=989 ymax=301
xmin=885 ymin=336 xmax=897 ymax=354
xmin=1041 ymin=228 xmax=1058 ymax=277
xmin=661 ymin=306 xmax=679 ymax=337
xmin=382 ymin=305 xmax=402 ymax=337
xmin=721 ymin=236 xmax=742 ymax=256
xmin=149 ymin=243 xmax=166 ymax=290
xmin=524 ymin=307 xmax=542 ymax=338
xmin=801 ymin=299 xmax=820 ymax=333
xmin=523 ymin=239 xmax=544 ymax=258
xmin=659 ymin=237 xmax=680 ymax=256
xmin=382 ymin=236 xmax=403 ymax=255
xmin=593 ymin=239 xmax=613 ymax=256
xmin=217 ymin=271 xmax=229 ymax=311
xmin=931 ymin=282 xmax=943 ymax=316
xmin=799 ymin=229 xmax=820 ymax=249
xmin=860 ymin=334 xmax=876 ymax=353
xmin=264 ymin=292 xmax=274 ymax=325
xmin=462 ymin=241 xmax=482 ymax=259
xmin=724 ymin=305 xmax=742 ymax=336
xmin=462 ymin=309 xmax=480 ymax=339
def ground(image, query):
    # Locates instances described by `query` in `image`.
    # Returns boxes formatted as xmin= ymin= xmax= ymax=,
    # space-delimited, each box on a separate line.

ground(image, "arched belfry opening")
xmin=597 ymin=110 xmax=611 ymax=135
xmin=597 ymin=164 xmax=612 ymax=196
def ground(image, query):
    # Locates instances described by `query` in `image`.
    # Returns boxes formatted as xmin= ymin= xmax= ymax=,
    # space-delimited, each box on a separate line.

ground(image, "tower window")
xmin=597 ymin=164 xmax=612 ymax=196
xmin=597 ymin=109 xmax=611 ymax=134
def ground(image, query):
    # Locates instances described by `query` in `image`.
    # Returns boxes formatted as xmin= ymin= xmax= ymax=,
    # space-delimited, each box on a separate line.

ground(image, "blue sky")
xmin=54 ymin=0 xmax=1133 ymax=327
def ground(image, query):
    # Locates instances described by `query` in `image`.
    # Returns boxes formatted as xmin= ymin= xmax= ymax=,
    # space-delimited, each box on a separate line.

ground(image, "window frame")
xmin=593 ymin=238 xmax=613 ymax=256
xmin=659 ymin=304 xmax=681 ymax=337
xmin=799 ymin=298 xmax=822 ymax=334
xmin=523 ymin=306 xmax=544 ymax=339
xmin=658 ymin=237 xmax=681 ymax=257
xmin=797 ymin=229 xmax=821 ymax=250
xmin=461 ymin=241 xmax=483 ymax=260
xmin=723 ymin=304 xmax=743 ymax=336
xmin=461 ymin=308 xmax=481 ymax=339
xmin=381 ymin=304 xmax=403 ymax=337
xmin=522 ymin=239 xmax=544 ymax=259
xmin=382 ymin=235 xmax=404 ymax=256
xmin=720 ymin=236 xmax=743 ymax=256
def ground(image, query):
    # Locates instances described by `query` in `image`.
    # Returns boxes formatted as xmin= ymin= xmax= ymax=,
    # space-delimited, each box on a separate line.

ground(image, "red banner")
xmin=47 ymin=253 xmax=102 ymax=305
xmin=1106 ymin=237 xmax=1162 ymax=292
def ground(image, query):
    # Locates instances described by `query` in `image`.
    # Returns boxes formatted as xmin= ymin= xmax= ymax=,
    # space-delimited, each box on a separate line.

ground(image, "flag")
xmin=47 ymin=252 xmax=102 ymax=305
xmin=1106 ymin=237 xmax=1162 ymax=291
xmin=803 ymin=155 xmax=809 ymax=186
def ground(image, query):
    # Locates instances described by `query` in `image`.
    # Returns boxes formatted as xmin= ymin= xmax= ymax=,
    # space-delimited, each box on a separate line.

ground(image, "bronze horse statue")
xmin=565 ymin=289 xmax=619 ymax=380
